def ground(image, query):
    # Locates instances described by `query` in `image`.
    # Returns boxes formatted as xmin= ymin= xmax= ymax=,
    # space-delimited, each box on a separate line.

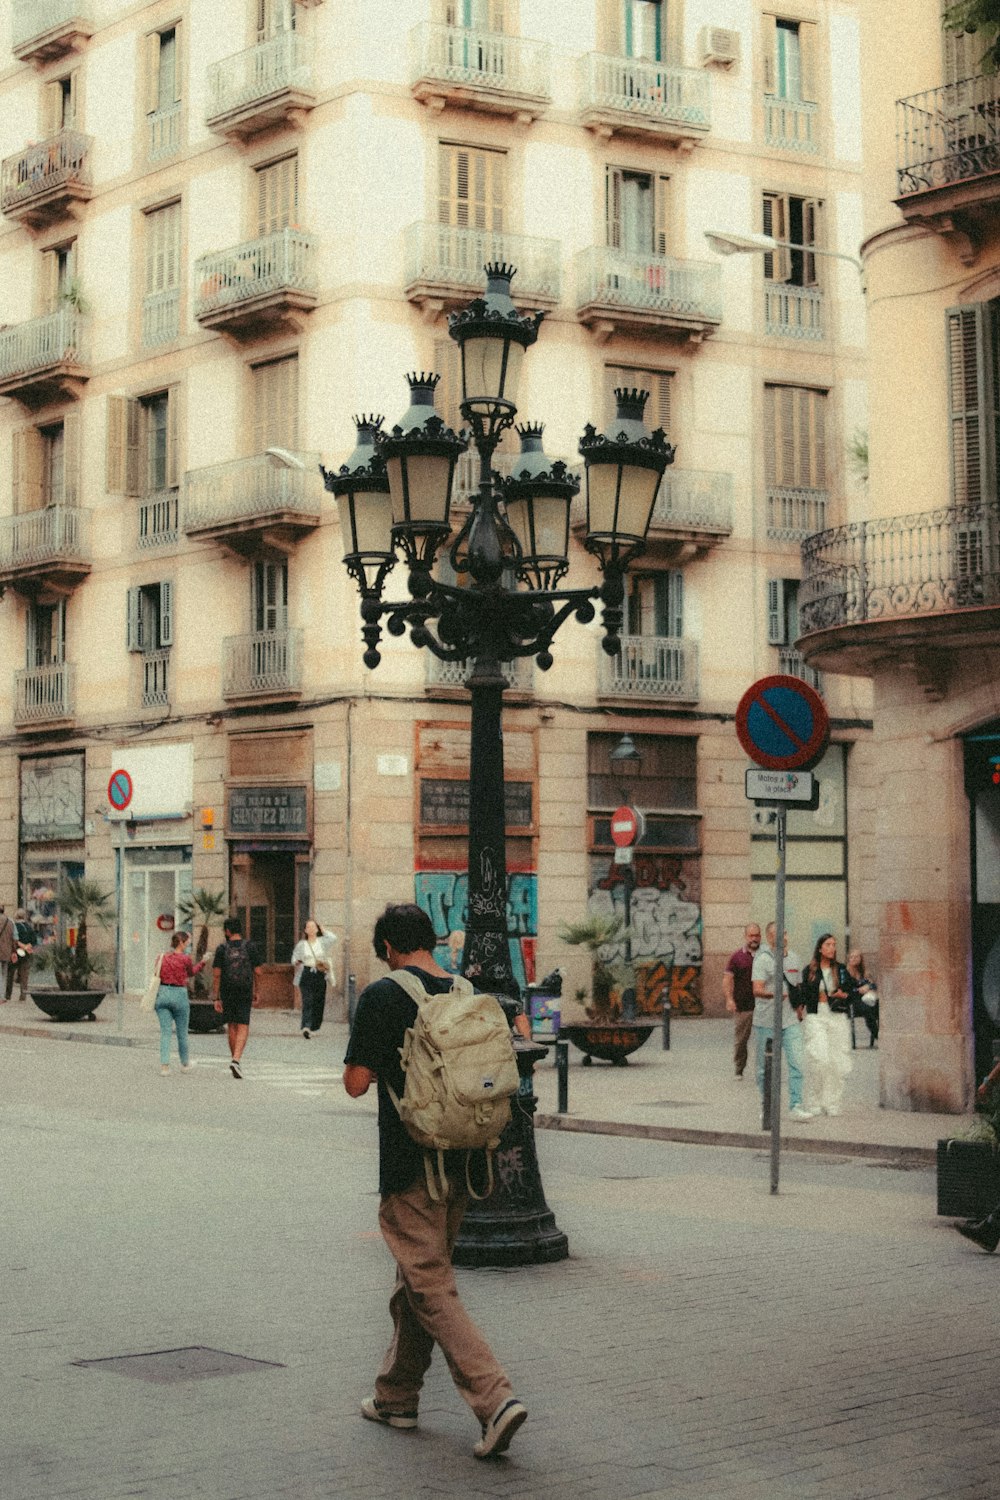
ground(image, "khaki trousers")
xmin=733 ymin=1009 xmax=754 ymax=1075
xmin=375 ymin=1175 xmax=513 ymax=1423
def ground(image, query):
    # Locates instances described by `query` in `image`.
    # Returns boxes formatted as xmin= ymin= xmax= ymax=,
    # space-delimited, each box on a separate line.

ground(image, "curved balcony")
xmin=404 ymin=221 xmax=561 ymax=314
xmin=0 ymin=308 xmax=88 ymax=407
xmin=183 ymin=452 xmax=323 ymax=556
xmin=410 ymin=23 xmax=551 ymax=121
xmin=578 ymin=53 xmax=710 ymax=146
xmin=14 ymin=663 xmax=75 ymax=728
xmin=206 ymin=32 xmax=315 ymax=141
xmin=12 ymin=1 xmax=92 ymax=65
xmin=223 ymin=628 xmax=303 ymax=702
xmin=597 ymin=634 xmax=699 ymax=703
xmin=0 ymin=505 xmax=91 ymax=595
xmin=1 ymin=131 xmax=92 ymax=228
xmin=896 ymin=75 xmax=1000 ymax=222
xmin=798 ymin=504 xmax=1000 ymax=676
xmin=194 ymin=229 xmax=317 ymax=338
xmin=575 ymin=247 xmax=721 ymax=342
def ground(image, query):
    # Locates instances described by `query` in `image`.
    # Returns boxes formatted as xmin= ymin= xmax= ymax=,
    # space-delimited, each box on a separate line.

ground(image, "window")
xmin=41 ymin=240 xmax=77 ymax=315
xmin=763 ymin=15 xmax=816 ymax=104
xmin=43 ymin=72 xmax=78 ymax=134
xmin=767 ymin=577 xmax=799 ymax=645
xmin=946 ymin=301 xmax=1000 ymax=508
xmin=606 ymin=167 xmax=669 ymax=255
xmin=762 ymin=192 xmax=820 ymax=286
xmin=605 ymin=364 xmax=671 ymax=431
xmin=588 ymin=732 xmax=697 ymax=812
xmin=257 ymin=0 xmax=295 ymax=40
xmin=252 ymin=355 xmax=299 ymax=452
xmin=256 ymin=155 xmax=298 ymax=235
xmin=12 ymin=414 xmax=80 ymax=512
xmin=127 ymin=581 xmax=174 ymax=652
xmin=438 ymin=142 xmax=505 ymax=230
xmin=144 ymin=24 xmax=183 ymax=159
xmin=627 ymin=570 xmax=683 ymax=638
xmin=764 ymin=384 xmax=826 ymax=490
xmin=27 ymin=601 xmax=65 ymax=667
xmin=142 ymin=201 xmax=181 ymax=345
xmin=624 ymin=0 xmax=663 ymax=61
xmin=444 ymin=1 xmax=507 ymax=29
xmin=106 ymin=390 xmax=179 ymax=498
xmin=253 ymin=560 xmax=289 ymax=633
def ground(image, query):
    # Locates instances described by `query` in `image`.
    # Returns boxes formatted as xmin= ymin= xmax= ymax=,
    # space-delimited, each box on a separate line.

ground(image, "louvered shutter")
xmin=166 ymin=388 xmax=179 ymax=490
xmin=434 ymin=336 xmax=462 ymax=429
xmin=13 ymin=426 xmax=44 ymax=514
xmin=256 ymin=155 xmax=298 ymax=234
xmin=767 ymin=579 xmax=787 ymax=644
xmin=803 ymin=199 xmax=821 ymax=287
xmin=798 ymin=21 xmax=817 ymax=104
xmin=159 ymin=580 xmax=174 ymax=647
xmin=125 ymin=398 xmax=143 ymax=497
xmin=653 ymin=175 xmax=669 ymax=257
xmin=438 ymin=143 xmax=503 ymax=230
xmin=762 ymin=14 xmax=777 ymax=92
xmin=144 ymin=32 xmax=160 ymax=114
xmin=253 ymin=356 xmax=299 ymax=452
xmin=943 ymin=9 xmax=977 ymax=85
xmin=947 ymin=302 xmax=999 ymax=509
xmin=42 ymin=80 xmax=62 ymax=137
xmin=606 ymin=167 xmax=623 ymax=250
xmin=53 ymin=600 xmax=66 ymax=664
xmin=62 ymin=411 xmax=80 ymax=506
xmin=145 ymin=202 xmax=180 ymax=294
xmin=126 ymin=587 xmax=143 ymax=652
xmin=106 ymin=396 xmax=126 ymax=493
xmin=763 ymin=193 xmax=790 ymax=282
xmin=173 ymin=20 xmax=184 ymax=103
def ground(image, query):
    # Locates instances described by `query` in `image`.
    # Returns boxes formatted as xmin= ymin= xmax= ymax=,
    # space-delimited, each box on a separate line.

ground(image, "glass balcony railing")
xmin=404 ymin=222 xmax=561 ymax=306
xmin=578 ymin=53 xmax=710 ymax=136
xmin=410 ymin=23 xmax=551 ymax=107
xmin=223 ymin=628 xmax=303 ymax=698
xmin=896 ymin=74 xmax=1000 ymax=197
xmin=15 ymin=662 xmax=75 ymax=725
xmin=597 ymin=634 xmax=699 ymax=701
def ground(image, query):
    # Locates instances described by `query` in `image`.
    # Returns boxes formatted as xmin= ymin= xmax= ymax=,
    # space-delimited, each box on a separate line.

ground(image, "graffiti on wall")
xmin=414 ymin=868 xmax=537 ymax=992
xmin=588 ymin=852 xmax=703 ymax=1014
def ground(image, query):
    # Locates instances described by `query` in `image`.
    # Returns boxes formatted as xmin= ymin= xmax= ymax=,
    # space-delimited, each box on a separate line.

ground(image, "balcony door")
xmin=257 ymin=0 xmax=295 ymax=39
xmin=252 ymin=353 xmax=299 ymax=456
xmin=623 ymin=0 xmax=663 ymax=61
xmin=27 ymin=601 xmax=65 ymax=667
xmin=607 ymin=168 xmax=668 ymax=257
xmin=628 ymin=570 xmax=683 ymax=640
xmin=253 ymin=560 xmax=288 ymax=634
xmin=947 ymin=302 xmax=1000 ymax=601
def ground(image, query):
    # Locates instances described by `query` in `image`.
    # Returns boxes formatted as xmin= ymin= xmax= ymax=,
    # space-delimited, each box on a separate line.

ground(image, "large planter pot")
xmin=937 ymin=1138 xmax=1000 ymax=1218
xmin=558 ymin=1018 xmax=658 ymax=1066
xmin=31 ymin=989 xmax=106 ymax=1023
xmin=188 ymin=999 xmax=225 ymax=1034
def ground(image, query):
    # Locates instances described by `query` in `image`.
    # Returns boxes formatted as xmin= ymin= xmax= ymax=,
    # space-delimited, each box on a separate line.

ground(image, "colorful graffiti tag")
xmin=589 ymin=852 xmax=703 ymax=1014
xmin=414 ymin=868 xmax=537 ymax=992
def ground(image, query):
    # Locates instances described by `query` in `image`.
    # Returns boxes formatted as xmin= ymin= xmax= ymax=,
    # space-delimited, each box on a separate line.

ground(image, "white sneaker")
xmin=473 ymin=1398 xmax=527 ymax=1459
xmin=789 ymin=1106 xmax=814 ymax=1122
xmin=181 ymin=1061 xmax=196 ymax=1072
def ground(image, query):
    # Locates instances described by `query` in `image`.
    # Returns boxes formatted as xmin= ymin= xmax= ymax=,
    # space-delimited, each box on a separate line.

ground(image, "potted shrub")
xmin=30 ymin=877 xmax=114 ymax=1022
xmin=937 ymin=1094 xmax=1000 ymax=1218
xmin=177 ymin=887 xmax=227 ymax=1033
xmin=555 ymin=913 xmax=657 ymax=1066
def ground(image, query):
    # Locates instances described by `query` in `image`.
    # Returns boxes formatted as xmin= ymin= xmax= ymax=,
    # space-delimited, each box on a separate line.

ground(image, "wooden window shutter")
xmin=159 ymin=580 xmax=174 ymax=647
xmin=145 ymin=201 xmax=180 ymax=293
xmin=166 ymin=387 xmax=179 ymax=489
xmin=762 ymin=193 xmax=790 ymax=281
xmin=125 ymin=397 xmax=144 ymax=497
xmin=946 ymin=303 xmax=995 ymax=508
xmin=650 ymin=369 xmax=671 ymax=431
xmin=13 ymin=426 xmax=44 ymax=514
xmin=762 ymin=13 xmax=777 ymax=93
xmin=810 ymin=389 xmax=826 ymax=488
xmin=767 ymin=578 xmax=787 ymax=644
xmin=488 ymin=0 xmax=506 ymax=31
xmin=62 ymin=411 xmax=81 ymax=506
xmin=42 ymin=80 xmax=62 ymax=137
xmin=943 ymin=10 xmax=977 ymax=85
xmin=256 ymin=156 xmax=298 ymax=235
xmin=253 ymin=356 xmax=299 ymax=452
xmin=653 ymin=175 xmax=669 ymax=258
xmin=105 ymin=396 xmax=126 ymax=492
xmin=778 ymin=386 xmax=796 ymax=485
xmin=803 ymin=199 xmax=821 ymax=287
xmin=144 ymin=32 xmax=160 ymax=115
xmin=53 ymin=599 xmax=66 ymax=663
xmin=471 ymin=145 xmax=502 ymax=230
xmin=173 ymin=20 xmax=184 ymax=103
xmin=606 ymin=167 xmax=623 ymax=250
xmin=126 ymin=587 xmax=143 ymax=651
xmin=798 ymin=21 xmax=818 ymax=104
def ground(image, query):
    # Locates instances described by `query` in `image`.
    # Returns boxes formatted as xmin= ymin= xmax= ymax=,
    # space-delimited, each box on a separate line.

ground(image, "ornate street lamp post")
xmin=326 ymin=265 xmax=673 ymax=1262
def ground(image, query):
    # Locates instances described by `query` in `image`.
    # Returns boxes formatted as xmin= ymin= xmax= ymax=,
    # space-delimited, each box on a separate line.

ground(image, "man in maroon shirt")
xmin=723 ymin=922 xmax=761 ymax=1078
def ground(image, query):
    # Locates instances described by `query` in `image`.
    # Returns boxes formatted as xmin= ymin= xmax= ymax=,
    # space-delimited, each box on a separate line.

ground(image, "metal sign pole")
xmin=770 ymin=804 xmax=787 ymax=1194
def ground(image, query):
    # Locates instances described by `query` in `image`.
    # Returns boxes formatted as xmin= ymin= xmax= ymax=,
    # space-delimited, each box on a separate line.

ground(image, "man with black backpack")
xmin=343 ymin=902 xmax=527 ymax=1460
xmin=212 ymin=916 xmax=261 ymax=1080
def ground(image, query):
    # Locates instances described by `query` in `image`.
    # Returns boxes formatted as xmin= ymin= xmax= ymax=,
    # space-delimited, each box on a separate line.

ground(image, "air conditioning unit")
xmin=699 ymin=26 xmax=740 ymax=68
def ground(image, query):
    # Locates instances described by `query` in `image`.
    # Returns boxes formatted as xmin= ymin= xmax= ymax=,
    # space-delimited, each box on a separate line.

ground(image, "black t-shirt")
xmin=211 ymin=938 xmax=260 ymax=999
xmin=345 ymin=967 xmax=458 ymax=1198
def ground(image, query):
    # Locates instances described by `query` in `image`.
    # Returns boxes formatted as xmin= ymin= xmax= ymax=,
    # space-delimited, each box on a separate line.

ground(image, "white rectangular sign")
xmin=745 ymin=768 xmax=815 ymax=803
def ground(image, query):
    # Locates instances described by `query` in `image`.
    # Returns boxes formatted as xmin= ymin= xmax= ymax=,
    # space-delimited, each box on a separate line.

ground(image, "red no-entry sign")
xmin=735 ymin=675 xmax=829 ymax=773
xmin=610 ymin=804 xmax=643 ymax=847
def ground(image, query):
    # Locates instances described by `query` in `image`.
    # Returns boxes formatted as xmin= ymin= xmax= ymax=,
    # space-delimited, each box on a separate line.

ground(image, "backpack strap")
xmin=465 ymin=1149 xmax=495 ymax=1201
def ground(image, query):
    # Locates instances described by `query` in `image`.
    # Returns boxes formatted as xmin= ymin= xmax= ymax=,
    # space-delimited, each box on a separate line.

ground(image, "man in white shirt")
xmin=751 ymin=921 xmax=810 ymax=1121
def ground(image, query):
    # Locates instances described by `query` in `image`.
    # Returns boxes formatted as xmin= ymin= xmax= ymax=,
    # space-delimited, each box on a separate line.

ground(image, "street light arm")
xmin=704 ymin=229 xmax=863 ymax=277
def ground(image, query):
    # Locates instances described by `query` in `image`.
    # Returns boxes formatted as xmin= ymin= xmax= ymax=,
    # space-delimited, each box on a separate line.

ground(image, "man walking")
xmin=211 ymin=917 xmax=260 ymax=1079
xmin=0 ymin=905 xmax=16 ymax=1004
xmin=751 ymin=922 xmax=810 ymax=1121
xmin=343 ymin=902 xmax=527 ymax=1460
xmin=723 ymin=922 xmax=761 ymax=1078
xmin=5 ymin=909 xmax=37 ymax=1002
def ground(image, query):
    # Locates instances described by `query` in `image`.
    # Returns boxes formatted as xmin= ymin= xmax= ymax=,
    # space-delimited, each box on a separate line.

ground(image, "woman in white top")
xmin=292 ymin=918 xmax=336 ymax=1038
xmin=800 ymin=933 xmax=854 ymax=1117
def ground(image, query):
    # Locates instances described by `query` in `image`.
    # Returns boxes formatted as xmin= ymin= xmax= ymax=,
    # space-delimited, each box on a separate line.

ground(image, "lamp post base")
xmin=452 ymin=1039 xmax=569 ymax=1267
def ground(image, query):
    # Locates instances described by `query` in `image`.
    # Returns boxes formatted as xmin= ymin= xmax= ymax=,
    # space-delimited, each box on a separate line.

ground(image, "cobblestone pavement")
xmin=2 ymin=1031 xmax=998 ymax=1500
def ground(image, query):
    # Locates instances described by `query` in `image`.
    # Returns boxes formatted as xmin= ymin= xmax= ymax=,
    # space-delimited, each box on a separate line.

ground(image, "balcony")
xmin=767 ymin=486 xmax=828 ymax=543
xmin=451 ymin=449 xmax=518 ymax=511
xmin=0 ymin=506 xmax=91 ymax=596
xmin=206 ymin=32 xmax=315 ymax=141
xmin=148 ymin=102 xmax=182 ymax=163
xmin=597 ymin=634 xmax=699 ymax=703
xmin=141 ymin=288 xmax=180 ymax=348
xmin=764 ymin=95 xmax=820 ymax=154
xmin=194 ymin=230 xmax=317 ymax=338
xmin=138 ymin=492 xmax=179 ymax=550
xmin=183 ymin=452 xmax=323 ymax=556
xmin=0 ymin=308 xmax=88 ymax=407
xmin=578 ymin=53 xmax=710 ymax=146
xmin=14 ymin=663 xmax=75 ymax=728
xmin=896 ymin=75 xmax=1000 ymax=224
xmin=1 ymin=131 xmax=92 ymax=228
xmin=778 ymin=647 xmax=821 ymax=692
xmin=141 ymin=649 xmax=171 ymax=710
xmin=223 ymin=628 xmax=303 ymax=702
xmin=575 ymin=247 xmax=721 ymax=342
xmin=798 ymin=504 xmax=1000 ymax=679
xmin=765 ymin=284 xmax=823 ymax=341
xmin=404 ymin=222 xmax=560 ymax=315
xmin=409 ymin=23 xmax=551 ymax=122
xmin=12 ymin=1 xmax=92 ymax=64
xmin=425 ymin=652 xmax=534 ymax=695
xmin=647 ymin=468 xmax=734 ymax=555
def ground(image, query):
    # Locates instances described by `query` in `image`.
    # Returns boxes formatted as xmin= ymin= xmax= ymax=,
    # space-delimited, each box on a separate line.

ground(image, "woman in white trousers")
xmin=800 ymin=934 xmax=854 ymax=1117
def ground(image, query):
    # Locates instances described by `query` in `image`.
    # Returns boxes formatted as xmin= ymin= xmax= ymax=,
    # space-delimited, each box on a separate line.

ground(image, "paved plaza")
xmin=2 ymin=1007 xmax=998 ymax=1499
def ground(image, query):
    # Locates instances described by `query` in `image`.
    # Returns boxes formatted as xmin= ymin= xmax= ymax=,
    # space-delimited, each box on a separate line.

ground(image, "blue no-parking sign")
xmin=735 ymin=675 xmax=829 ymax=772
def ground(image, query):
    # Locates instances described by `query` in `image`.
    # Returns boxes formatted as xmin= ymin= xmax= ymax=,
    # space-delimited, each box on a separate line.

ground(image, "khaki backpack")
xmin=386 ymin=969 xmax=520 ymax=1202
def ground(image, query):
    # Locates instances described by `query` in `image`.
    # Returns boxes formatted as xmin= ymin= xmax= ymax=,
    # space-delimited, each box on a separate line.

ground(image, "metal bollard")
xmin=661 ymin=1002 xmax=671 ymax=1050
xmin=762 ymin=1036 xmax=773 ymax=1131
xmin=555 ymin=1039 xmax=569 ymax=1113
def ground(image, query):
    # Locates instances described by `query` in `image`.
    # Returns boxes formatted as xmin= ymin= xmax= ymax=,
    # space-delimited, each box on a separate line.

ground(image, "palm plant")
xmin=47 ymin=877 xmax=115 ymax=991
xmin=177 ymin=887 xmax=227 ymax=998
xmin=557 ymin=912 xmax=633 ymax=1020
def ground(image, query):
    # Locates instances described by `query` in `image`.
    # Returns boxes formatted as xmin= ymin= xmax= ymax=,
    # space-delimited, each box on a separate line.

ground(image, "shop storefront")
xmin=19 ymin=753 xmax=87 ymax=952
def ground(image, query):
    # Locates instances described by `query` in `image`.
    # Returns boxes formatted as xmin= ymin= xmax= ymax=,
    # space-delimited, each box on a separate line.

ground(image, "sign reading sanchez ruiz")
xmin=226 ymin=786 xmax=309 ymax=837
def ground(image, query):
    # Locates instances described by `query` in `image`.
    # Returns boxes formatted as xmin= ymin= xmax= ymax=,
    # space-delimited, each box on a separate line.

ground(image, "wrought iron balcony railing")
xmin=183 ymin=452 xmax=323 ymax=533
xmin=778 ymin=647 xmax=822 ymax=692
xmin=148 ymin=102 xmax=182 ymax=162
xmin=575 ymin=246 xmax=722 ymax=327
xmin=426 ymin=653 xmax=534 ymax=693
xmin=652 ymin=468 xmax=734 ymax=535
xmin=223 ymin=628 xmax=303 ymax=699
xmin=404 ymin=222 xmax=561 ymax=307
xmin=206 ymin=32 xmax=314 ymax=133
xmin=141 ymin=648 xmax=171 ymax=709
xmin=141 ymin=288 xmax=180 ymax=348
xmin=767 ymin=486 xmax=828 ymax=542
xmin=896 ymin=74 xmax=1000 ymax=197
xmin=138 ymin=492 xmax=179 ymax=549
xmin=194 ymin=229 xmax=317 ymax=319
xmin=1 ymin=130 xmax=92 ymax=219
xmin=0 ymin=307 xmax=85 ymax=386
xmin=15 ymin=662 xmax=75 ymax=725
xmin=764 ymin=95 xmax=819 ymax=153
xmin=0 ymin=505 xmax=90 ymax=571
xmin=597 ymin=634 xmax=699 ymax=702
xmin=410 ymin=23 xmax=552 ymax=108
xmin=578 ymin=53 xmax=710 ymax=137
xmin=765 ymin=284 xmax=823 ymax=341
xmin=799 ymin=504 xmax=1000 ymax=636
xmin=12 ymin=0 xmax=92 ymax=59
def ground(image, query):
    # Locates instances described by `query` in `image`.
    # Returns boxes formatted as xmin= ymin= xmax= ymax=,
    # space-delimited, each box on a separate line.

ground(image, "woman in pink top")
xmin=155 ymin=929 xmax=205 ymax=1076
